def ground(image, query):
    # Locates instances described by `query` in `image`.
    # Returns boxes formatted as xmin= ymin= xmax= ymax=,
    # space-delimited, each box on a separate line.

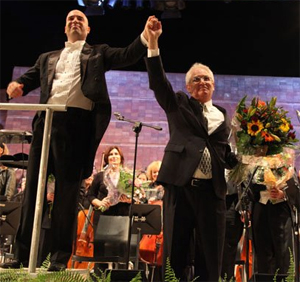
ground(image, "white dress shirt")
xmin=193 ymin=101 xmax=224 ymax=179
xmin=47 ymin=40 xmax=94 ymax=111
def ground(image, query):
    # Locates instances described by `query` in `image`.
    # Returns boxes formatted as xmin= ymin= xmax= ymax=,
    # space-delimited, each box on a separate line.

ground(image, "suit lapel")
xmin=189 ymin=97 xmax=208 ymax=132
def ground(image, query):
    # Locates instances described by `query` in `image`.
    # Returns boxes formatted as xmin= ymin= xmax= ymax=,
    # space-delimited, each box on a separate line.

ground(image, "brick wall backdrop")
xmin=1 ymin=67 xmax=300 ymax=173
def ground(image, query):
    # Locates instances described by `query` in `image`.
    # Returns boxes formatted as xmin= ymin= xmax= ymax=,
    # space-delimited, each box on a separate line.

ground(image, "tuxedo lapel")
xmin=47 ymin=51 xmax=61 ymax=86
xmin=80 ymin=44 xmax=92 ymax=82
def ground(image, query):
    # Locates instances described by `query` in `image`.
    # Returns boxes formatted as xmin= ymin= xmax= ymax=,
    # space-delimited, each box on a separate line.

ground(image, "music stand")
xmin=130 ymin=204 xmax=162 ymax=271
xmin=0 ymin=201 xmax=21 ymax=235
xmin=0 ymin=201 xmax=21 ymax=263
xmin=131 ymin=204 xmax=161 ymax=236
xmin=93 ymin=215 xmax=137 ymax=264
xmin=0 ymin=153 xmax=29 ymax=169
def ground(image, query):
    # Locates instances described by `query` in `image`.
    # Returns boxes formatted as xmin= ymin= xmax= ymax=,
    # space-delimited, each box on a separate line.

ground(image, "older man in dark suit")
xmin=2 ymin=10 xmax=158 ymax=271
xmin=144 ymin=20 xmax=238 ymax=281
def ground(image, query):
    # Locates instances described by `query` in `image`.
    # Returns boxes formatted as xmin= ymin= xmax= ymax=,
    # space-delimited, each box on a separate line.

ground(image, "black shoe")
xmin=48 ymin=262 xmax=66 ymax=272
xmin=0 ymin=259 xmax=25 ymax=269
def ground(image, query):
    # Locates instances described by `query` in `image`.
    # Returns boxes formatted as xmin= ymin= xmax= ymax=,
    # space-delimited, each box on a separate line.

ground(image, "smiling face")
xmin=107 ymin=148 xmax=122 ymax=168
xmin=186 ymin=64 xmax=215 ymax=104
xmin=65 ymin=10 xmax=90 ymax=43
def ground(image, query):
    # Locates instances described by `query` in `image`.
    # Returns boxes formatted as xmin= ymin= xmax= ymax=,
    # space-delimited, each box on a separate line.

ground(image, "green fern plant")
xmin=164 ymin=257 xmax=179 ymax=282
xmin=0 ymin=251 xmax=296 ymax=282
xmin=273 ymin=247 xmax=295 ymax=282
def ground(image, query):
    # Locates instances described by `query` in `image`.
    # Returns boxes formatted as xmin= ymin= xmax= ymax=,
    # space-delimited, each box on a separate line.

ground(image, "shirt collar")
xmin=65 ymin=40 xmax=85 ymax=49
xmin=201 ymin=100 xmax=213 ymax=112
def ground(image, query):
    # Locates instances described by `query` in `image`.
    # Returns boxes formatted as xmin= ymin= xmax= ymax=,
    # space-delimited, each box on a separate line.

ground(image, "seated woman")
xmin=87 ymin=146 xmax=132 ymax=274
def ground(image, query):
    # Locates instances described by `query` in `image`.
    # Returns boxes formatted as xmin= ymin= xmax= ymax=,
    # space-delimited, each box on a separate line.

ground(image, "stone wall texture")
xmin=1 ymin=66 xmax=300 ymax=173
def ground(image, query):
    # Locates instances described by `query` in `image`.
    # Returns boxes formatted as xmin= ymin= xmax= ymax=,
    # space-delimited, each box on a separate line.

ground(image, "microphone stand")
xmin=113 ymin=112 xmax=162 ymax=269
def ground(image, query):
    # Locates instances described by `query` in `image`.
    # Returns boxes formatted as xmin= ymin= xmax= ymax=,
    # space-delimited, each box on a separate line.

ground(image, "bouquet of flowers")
xmin=229 ymin=95 xmax=298 ymax=191
xmin=103 ymin=165 xmax=134 ymax=207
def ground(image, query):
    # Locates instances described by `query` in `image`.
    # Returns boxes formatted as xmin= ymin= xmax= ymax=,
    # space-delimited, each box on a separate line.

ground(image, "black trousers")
xmin=252 ymin=200 xmax=293 ymax=275
xmin=15 ymin=107 xmax=92 ymax=266
xmin=163 ymin=181 xmax=226 ymax=282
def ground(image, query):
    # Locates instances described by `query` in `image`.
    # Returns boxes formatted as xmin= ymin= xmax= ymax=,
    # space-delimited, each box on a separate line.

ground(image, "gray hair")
xmin=185 ymin=62 xmax=215 ymax=85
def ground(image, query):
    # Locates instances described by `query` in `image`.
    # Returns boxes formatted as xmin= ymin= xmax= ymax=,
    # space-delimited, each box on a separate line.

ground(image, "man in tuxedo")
xmin=2 ymin=10 xmax=158 ymax=271
xmin=144 ymin=21 xmax=238 ymax=281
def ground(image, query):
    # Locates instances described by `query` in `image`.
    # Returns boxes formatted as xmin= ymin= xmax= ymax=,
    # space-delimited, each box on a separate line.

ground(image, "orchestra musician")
xmin=87 ymin=146 xmax=132 ymax=275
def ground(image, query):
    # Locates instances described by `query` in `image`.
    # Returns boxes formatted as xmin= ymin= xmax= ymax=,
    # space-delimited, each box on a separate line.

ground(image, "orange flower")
xmin=257 ymin=99 xmax=266 ymax=108
xmin=261 ymin=131 xmax=274 ymax=142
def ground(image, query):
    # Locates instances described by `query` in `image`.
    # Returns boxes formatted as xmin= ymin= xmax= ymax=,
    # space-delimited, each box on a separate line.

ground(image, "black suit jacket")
xmin=145 ymin=56 xmax=237 ymax=199
xmin=14 ymin=37 xmax=147 ymax=178
xmin=87 ymin=171 xmax=129 ymax=216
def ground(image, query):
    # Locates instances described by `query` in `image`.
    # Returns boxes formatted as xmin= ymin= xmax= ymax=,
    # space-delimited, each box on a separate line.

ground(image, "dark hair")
xmin=0 ymin=143 xmax=4 ymax=150
xmin=103 ymin=146 xmax=124 ymax=167
xmin=136 ymin=170 xmax=148 ymax=180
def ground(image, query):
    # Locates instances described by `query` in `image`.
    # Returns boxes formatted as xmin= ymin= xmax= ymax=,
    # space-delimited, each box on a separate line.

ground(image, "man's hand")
xmin=7 ymin=81 xmax=24 ymax=99
xmin=143 ymin=15 xmax=162 ymax=49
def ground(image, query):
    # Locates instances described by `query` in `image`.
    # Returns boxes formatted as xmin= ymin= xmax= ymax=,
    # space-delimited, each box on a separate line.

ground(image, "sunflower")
xmin=247 ymin=120 xmax=264 ymax=136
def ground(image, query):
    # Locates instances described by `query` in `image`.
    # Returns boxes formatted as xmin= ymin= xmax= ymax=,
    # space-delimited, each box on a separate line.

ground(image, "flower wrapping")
xmin=103 ymin=165 xmax=134 ymax=207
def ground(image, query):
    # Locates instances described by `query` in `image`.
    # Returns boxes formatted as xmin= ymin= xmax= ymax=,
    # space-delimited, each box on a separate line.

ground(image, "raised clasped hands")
xmin=143 ymin=15 xmax=162 ymax=48
xmin=7 ymin=81 xmax=24 ymax=99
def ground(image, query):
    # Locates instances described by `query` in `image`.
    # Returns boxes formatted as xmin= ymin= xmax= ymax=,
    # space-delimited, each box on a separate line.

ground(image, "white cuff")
xmin=147 ymin=49 xmax=160 ymax=58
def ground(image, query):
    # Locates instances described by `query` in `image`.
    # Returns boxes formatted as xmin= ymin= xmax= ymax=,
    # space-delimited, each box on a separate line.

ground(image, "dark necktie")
xmin=200 ymin=103 xmax=208 ymax=131
xmin=198 ymin=103 xmax=211 ymax=174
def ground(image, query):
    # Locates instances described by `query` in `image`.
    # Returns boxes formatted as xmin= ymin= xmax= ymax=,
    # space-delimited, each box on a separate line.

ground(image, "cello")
xmin=67 ymin=204 xmax=94 ymax=269
xmin=139 ymin=199 xmax=164 ymax=266
xmin=68 ymin=152 xmax=106 ymax=269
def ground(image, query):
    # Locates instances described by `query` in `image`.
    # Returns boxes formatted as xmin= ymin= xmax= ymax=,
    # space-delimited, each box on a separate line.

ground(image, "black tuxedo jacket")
xmin=145 ymin=56 xmax=237 ymax=199
xmin=14 ymin=36 xmax=147 ymax=178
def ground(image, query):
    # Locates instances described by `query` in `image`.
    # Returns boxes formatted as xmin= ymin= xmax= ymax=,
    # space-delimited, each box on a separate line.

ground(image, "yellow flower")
xmin=247 ymin=120 xmax=264 ymax=136
xmin=279 ymin=118 xmax=290 ymax=132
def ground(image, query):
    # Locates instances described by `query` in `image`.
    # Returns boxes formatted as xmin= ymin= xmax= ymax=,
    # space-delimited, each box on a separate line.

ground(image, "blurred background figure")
xmin=0 ymin=142 xmax=17 ymax=265
xmin=134 ymin=170 xmax=149 ymax=204
xmin=145 ymin=160 xmax=164 ymax=204
xmin=0 ymin=143 xmax=17 ymax=201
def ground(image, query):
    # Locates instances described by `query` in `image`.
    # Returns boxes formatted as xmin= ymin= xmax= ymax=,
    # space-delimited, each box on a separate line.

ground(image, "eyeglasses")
xmin=191 ymin=75 xmax=211 ymax=84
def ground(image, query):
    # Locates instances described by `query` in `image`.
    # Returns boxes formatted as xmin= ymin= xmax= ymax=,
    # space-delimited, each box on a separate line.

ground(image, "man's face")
xmin=65 ymin=10 xmax=90 ymax=42
xmin=186 ymin=68 xmax=215 ymax=103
